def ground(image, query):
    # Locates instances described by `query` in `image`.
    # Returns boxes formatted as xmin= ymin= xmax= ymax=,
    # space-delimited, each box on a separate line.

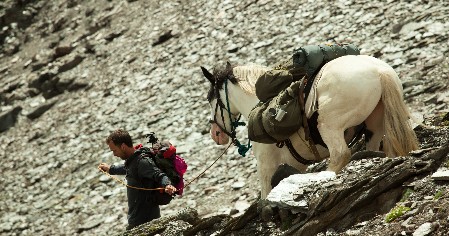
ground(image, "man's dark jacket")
xmin=109 ymin=147 xmax=172 ymax=228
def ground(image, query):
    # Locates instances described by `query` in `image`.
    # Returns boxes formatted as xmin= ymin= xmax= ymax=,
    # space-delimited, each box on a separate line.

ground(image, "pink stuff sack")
xmin=173 ymin=155 xmax=187 ymax=195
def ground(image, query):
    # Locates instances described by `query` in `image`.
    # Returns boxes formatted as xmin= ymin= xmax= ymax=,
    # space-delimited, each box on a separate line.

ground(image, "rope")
xmin=183 ymin=142 xmax=233 ymax=188
xmin=97 ymin=166 xmax=165 ymax=191
xmin=98 ymin=142 xmax=233 ymax=192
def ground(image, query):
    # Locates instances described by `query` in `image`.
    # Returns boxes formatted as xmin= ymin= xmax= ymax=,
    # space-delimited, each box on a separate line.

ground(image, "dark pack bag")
xmin=255 ymin=70 xmax=293 ymax=103
xmin=292 ymin=43 xmax=360 ymax=78
xmin=249 ymin=81 xmax=302 ymax=143
xmin=136 ymin=145 xmax=186 ymax=205
xmin=248 ymin=102 xmax=275 ymax=143
xmin=153 ymin=186 xmax=173 ymax=205
xmin=152 ymin=152 xmax=177 ymax=206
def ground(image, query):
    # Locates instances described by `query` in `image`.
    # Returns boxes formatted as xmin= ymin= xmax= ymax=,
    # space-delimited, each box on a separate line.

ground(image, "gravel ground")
xmin=1 ymin=0 xmax=448 ymax=235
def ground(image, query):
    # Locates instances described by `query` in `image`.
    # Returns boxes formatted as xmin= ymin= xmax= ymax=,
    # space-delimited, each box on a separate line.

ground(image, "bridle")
xmin=209 ymin=79 xmax=251 ymax=156
xmin=209 ymin=88 xmax=239 ymax=138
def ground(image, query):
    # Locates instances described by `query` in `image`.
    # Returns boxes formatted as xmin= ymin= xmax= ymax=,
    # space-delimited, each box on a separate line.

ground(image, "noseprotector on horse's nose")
xmin=210 ymin=123 xmax=230 ymax=145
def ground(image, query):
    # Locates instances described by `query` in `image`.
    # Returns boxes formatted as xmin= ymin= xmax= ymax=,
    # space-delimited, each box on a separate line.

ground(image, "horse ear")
xmin=200 ymin=66 xmax=214 ymax=85
xmin=226 ymin=61 xmax=232 ymax=70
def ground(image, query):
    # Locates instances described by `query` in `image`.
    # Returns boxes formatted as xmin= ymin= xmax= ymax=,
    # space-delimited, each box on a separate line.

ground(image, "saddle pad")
xmin=305 ymin=63 xmax=326 ymax=119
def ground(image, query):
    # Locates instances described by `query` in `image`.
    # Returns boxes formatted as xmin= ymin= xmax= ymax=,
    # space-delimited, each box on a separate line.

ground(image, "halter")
xmin=209 ymin=79 xmax=252 ymax=156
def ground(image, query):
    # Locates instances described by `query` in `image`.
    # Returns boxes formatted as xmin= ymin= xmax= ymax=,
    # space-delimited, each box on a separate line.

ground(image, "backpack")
xmin=151 ymin=141 xmax=187 ymax=196
xmin=134 ymin=143 xmax=187 ymax=205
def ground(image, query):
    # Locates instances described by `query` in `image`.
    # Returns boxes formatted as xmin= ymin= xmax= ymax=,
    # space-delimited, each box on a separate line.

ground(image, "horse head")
xmin=201 ymin=62 xmax=240 ymax=145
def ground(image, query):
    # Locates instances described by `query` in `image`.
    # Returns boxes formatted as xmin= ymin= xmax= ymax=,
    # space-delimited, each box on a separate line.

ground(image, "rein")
xmin=183 ymin=142 xmax=233 ymax=188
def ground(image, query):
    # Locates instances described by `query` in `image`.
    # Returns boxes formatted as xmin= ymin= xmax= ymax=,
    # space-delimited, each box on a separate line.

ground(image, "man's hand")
xmin=98 ymin=163 xmax=110 ymax=172
xmin=165 ymin=185 xmax=177 ymax=195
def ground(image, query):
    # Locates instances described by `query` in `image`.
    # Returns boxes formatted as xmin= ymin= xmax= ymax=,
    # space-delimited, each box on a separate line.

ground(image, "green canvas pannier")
xmin=255 ymin=69 xmax=293 ymax=103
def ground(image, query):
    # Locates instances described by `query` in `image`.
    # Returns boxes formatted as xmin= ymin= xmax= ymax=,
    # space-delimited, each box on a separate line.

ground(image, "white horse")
xmin=201 ymin=55 xmax=419 ymax=198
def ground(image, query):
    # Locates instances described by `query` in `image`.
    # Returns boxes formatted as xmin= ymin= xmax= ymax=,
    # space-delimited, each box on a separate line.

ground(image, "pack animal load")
xmin=248 ymin=44 xmax=360 ymax=143
xmin=136 ymin=133 xmax=187 ymax=205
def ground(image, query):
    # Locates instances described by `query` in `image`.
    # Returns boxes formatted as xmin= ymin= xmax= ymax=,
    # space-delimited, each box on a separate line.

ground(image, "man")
xmin=98 ymin=129 xmax=177 ymax=230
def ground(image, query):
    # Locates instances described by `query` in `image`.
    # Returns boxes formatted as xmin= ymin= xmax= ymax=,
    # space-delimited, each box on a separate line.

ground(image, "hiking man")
xmin=98 ymin=129 xmax=177 ymax=230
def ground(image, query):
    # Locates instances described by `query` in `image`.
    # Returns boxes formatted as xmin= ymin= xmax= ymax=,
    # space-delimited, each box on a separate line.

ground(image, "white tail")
xmin=380 ymin=71 xmax=419 ymax=157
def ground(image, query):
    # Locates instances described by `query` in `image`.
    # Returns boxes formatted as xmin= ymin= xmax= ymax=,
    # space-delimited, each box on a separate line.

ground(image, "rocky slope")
xmin=1 ymin=0 xmax=448 ymax=235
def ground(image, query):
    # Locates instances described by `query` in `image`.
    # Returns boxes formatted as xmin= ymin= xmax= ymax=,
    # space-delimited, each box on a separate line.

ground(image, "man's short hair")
xmin=106 ymin=129 xmax=133 ymax=147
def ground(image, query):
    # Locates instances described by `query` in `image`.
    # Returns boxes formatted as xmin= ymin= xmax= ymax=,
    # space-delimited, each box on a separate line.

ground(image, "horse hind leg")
xmin=318 ymin=124 xmax=351 ymax=173
xmin=364 ymin=100 xmax=385 ymax=152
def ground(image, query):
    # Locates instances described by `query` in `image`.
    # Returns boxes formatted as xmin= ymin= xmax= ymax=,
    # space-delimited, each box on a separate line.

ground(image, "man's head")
xmin=106 ymin=129 xmax=134 ymax=160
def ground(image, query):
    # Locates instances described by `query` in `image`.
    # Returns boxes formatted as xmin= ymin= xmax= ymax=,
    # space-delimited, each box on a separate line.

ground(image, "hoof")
xmin=260 ymin=205 xmax=274 ymax=222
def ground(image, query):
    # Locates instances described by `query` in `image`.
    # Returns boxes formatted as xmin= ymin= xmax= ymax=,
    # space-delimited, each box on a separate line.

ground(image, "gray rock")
xmin=77 ymin=218 xmax=103 ymax=233
xmin=0 ymin=106 xmax=22 ymax=132
xmin=25 ymin=99 xmax=57 ymax=120
xmin=266 ymin=171 xmax=336 ymax=212
xmin=231 ymin=181 xmax=246 ymax=189
xmin=431 ymin=168 xmax=449 ymax=181
xmin=412 ymin=222 xmax=436 ymax=236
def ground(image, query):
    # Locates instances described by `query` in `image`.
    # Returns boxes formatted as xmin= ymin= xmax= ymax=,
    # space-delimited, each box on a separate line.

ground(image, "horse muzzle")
xmin=210 ymin=123 xmax=230 ymax=145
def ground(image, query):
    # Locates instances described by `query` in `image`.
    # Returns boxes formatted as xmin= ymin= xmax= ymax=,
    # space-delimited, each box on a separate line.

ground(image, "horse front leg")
xmin=253 ymin=143 xmax=282 ymax=198
xmin=256 ymin=156 xmax=277 ymax=198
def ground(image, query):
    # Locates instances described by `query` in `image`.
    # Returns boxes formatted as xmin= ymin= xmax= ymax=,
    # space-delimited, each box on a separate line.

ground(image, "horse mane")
xmin=207 ymin=63 xmax=270 ymax=101
xmin=233 ymin=64 xmax=270 ymax=95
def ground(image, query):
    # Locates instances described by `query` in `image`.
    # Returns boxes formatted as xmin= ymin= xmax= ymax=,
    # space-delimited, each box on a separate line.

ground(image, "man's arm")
xmin=107 ymin=163 xmax=126 ymax=175
xmin=138 ymin=157 xmax=177 ymax=194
